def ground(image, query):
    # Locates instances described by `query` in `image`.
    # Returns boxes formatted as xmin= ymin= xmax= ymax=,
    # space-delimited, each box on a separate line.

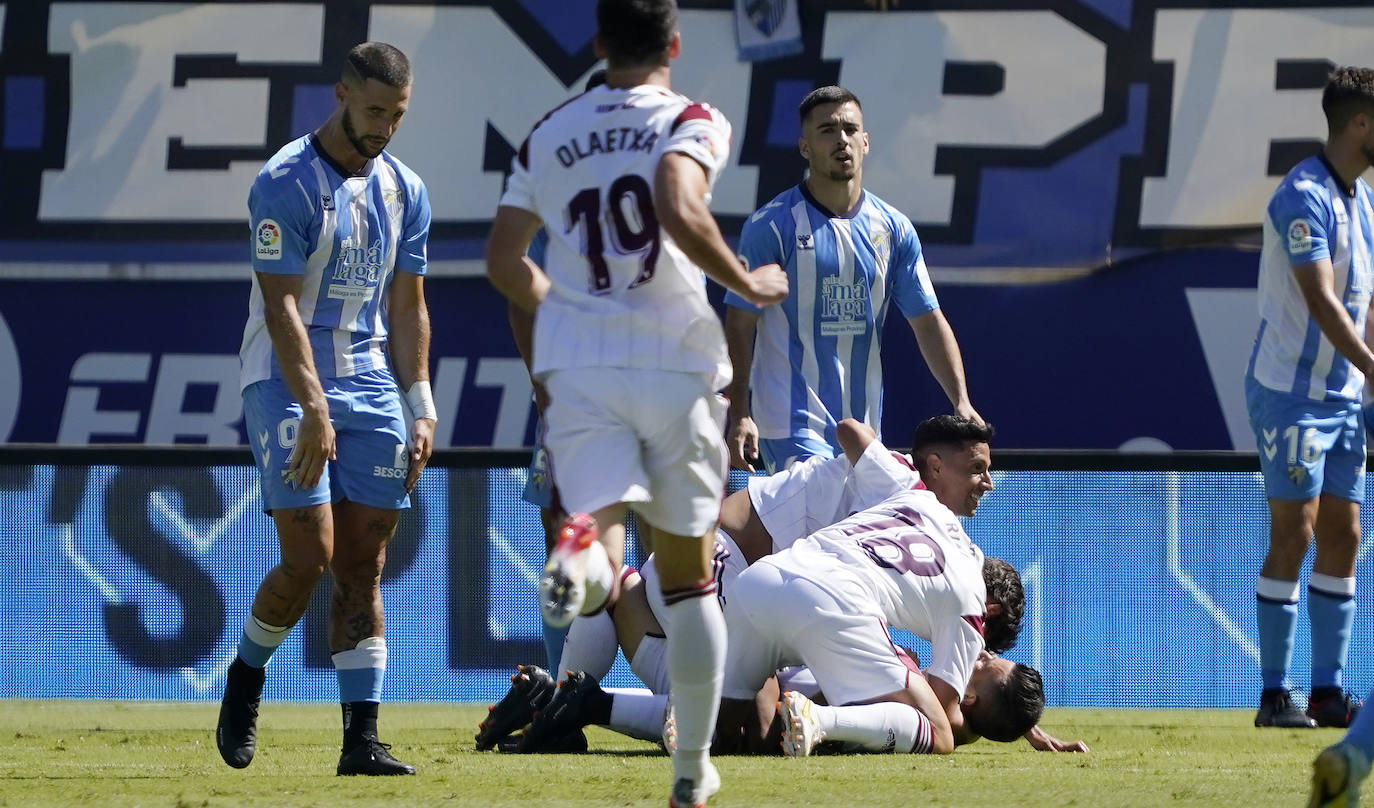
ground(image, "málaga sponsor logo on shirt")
xmin=329 ymin=238 xmax=385 ymax=300
xmin=819 ymin=277 xmax=870 ymax=336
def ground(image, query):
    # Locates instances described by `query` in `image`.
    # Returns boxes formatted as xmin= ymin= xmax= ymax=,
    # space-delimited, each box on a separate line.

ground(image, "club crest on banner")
xmin=746 ymin=0 xmax=787 ymax=36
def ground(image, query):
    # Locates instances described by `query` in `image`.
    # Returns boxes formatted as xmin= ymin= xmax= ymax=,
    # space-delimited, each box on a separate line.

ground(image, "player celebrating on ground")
xmin=484 ymin=1 xmax=787 ymax=804
xmin=714 ymin=479 xmax=1039 ymax=754
xmin=217 ymin=42 xmax=432 ymax=776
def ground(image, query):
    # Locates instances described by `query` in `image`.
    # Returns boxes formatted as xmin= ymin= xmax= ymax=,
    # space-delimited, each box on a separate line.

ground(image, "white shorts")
xmin=543 ymin=367 xmax=728 ymax=537
xmin=722 ymin=556 xmax=913 ymax=706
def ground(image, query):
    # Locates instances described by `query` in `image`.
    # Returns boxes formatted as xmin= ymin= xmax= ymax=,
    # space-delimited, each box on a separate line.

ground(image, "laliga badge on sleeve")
xmin=255 ymin=219 xmax=283 ymax=261
xmin=1288 ymin=219 xmax=1313 ymax=254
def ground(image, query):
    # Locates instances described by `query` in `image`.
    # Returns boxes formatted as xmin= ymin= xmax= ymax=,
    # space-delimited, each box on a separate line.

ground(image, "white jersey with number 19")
xmin=499 ymin=84 xmax=733 ymax=389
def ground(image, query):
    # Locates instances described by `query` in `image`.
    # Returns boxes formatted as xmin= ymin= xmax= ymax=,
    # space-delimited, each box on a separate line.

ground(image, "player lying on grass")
xmin=476 ymin=417 xmax=1086 ymax=754
xmin=483 ymin=561 xmax=1035 ymax=757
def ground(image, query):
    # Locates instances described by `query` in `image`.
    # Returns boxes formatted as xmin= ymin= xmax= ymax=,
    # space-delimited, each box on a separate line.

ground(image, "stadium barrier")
xmin=2 ymin=446 xmax=1371 ymax=708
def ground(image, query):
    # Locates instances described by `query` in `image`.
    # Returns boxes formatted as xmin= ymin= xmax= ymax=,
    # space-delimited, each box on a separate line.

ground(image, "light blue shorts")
xmin=1245 ymin=377 xmax=1365 ymax=503
xmin=759 ymin=435 xmax=835 ymax=475
xmin=522 ymin=415 xmax=559 ymax=511
xmin=243 ymin=369 xmax=411 ymax=513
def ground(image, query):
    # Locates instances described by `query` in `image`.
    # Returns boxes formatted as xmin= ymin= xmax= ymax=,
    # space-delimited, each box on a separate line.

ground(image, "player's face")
xmin=340 ymin=78 xmax=411 ymax=159
xmin=964 ymin=651 xmax=1014 ymax=704
xmin=799 ymin=101 xmax=868 ymax=182
xmin=930 ymin=441 xmax=993 ymax=517
xmin=1358 ymin=113 xmax=1374 ymax=167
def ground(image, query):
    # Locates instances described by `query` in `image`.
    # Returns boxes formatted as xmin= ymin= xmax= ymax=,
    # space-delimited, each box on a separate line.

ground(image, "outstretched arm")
xmin=1023 ymin=723 xmax=1090 ymax=753
xmin=654 ymin=153 xmax=788 ymax=307
xmin=907 ymin=309 xmax=981 ymax=424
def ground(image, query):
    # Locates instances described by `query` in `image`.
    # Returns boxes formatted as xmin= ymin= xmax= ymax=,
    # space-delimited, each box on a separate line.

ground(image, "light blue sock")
xmin=1257 ymin=577 xmax=1300 ymax=691
xmin=334 ymin=637 xmax=387 ymax=703
xmin=237 ymin=615 xmax=291 ymax=669
xmin=1309 ymin=574 xmax=1356 ymax=691
xmin=543 ymin=615 xmax=569 ymax=672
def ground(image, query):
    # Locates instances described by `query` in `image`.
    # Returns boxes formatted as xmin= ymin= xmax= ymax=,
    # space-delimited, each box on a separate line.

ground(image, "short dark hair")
xmin=982 ymin=557 xmax=1024 ymax=653
xmin=1322 ymin=66 xmax=1374 ymax=135
xmin=597 ymin=0 xmax=677 ymax=68
xmin=910 ymin=415 xmax=995 ymax=475
xmin=965 ymin=663 xmax=1044 ymax=743
xmin=799 ymin=85 xmax=861 ymax=125
xmin=343 ymin=42 xmax=411 ymax=88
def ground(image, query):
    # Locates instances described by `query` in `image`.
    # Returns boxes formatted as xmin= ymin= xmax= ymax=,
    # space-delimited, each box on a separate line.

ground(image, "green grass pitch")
xmin=0 ymin=701 xmax=1338 ymax=807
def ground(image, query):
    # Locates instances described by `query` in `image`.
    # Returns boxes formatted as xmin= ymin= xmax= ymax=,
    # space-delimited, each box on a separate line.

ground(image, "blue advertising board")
xmin=3 ymin=455 xmax=1373 ymax=708
xmin=0 ymin=249 xmax=1264 ymax=450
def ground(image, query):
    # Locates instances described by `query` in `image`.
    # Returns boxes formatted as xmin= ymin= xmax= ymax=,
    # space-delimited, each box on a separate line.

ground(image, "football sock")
xmin=811 ymin=701 xmax=934 ymax=754
xmin=607 ymin=687 xmax=670 ymax=742
xmin=334 ymin=637 xmax=387 ymax=705
xmin=629 ymin=634 xmax=670 ymax=694
xmin=1309 ymin=574 xmax=1356 ymax=691
xmin=557 ymin=607 xmax=620 ymax=684
xmin=662 ymin=581 xmax=725 ymax=783
xmin=1257 ymin=576 xmax=1300 ymax=691
xmin=237 ymin=614 xmax=291 ymax=669
xmin=541 ymin=616 xmax=569 ymax=672
xmin=341 ymin=700 xmax=379 ymax=748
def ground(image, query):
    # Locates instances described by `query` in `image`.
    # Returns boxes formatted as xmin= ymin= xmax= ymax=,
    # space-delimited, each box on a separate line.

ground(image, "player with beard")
xmin=218 ymin=41 xmax=432 ymax=776
xmin=724 ymin=85 xmax=980 ymax=474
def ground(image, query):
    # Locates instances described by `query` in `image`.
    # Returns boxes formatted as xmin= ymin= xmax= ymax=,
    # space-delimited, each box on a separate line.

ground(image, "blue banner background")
xmin=3 ymin=458 xmax=1371 ymax=708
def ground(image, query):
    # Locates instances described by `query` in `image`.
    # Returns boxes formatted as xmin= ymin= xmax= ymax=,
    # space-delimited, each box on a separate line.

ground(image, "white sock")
xmin=556 ymin=610 xmax=619 ymax=683
xmin=629 ymin=634 xmax=671 ymax=694
xmin=663 ymin=584 xmax=725 ymax=781
xmin=607 ymin=687 xmax=670 ymax=742
xmin=812 ymin=701 xmax=933 ymax=754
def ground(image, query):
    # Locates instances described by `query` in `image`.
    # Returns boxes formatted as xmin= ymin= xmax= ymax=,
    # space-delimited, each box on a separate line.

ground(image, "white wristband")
xmin=405 ymin=380 xmax=438 ymax=421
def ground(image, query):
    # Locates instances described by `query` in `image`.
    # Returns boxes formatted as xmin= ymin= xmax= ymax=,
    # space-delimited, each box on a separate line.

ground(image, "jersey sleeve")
xmin=725 ymin=205 xmax=787 ymax=312
xmin=889 ymin=217 xmax=940 ymax=318
xmin=844 ymin=440 xmax=921 ymax=512
xmin=1268 ymin=178 xmax=1332 ymax=266
xmin=664 ymin=102 xmax=732 ymax=192
xmin=748 ymin=453 xmax=852 ymax=550
xmin=248 ymin=172 xmax=313 ymax=275
xmin=926 ymin=612 xmax=985 ymax=696
xmin=396 ymin=174 xmax=431 ymax=276
xmin=498 ymin=133 xmax=540 ymax=215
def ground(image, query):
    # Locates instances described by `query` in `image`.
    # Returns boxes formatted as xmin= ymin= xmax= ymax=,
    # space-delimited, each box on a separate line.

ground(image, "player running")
xmin=484 ymin=1 xmax=787 ymax=803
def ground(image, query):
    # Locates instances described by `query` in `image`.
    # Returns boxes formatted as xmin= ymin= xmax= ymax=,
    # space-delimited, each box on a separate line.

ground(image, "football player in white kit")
xmin=484 ymin=1 xmax=787 ymax=804
xmin=481 ymin=416 xmax=1081 ymax=755
xmin=719 ymin=485 xmax=1044 ymax=754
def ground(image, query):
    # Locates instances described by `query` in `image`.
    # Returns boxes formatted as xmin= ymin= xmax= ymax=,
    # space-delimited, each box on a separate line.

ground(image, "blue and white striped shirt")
xmin=240 ymin=134 xmax=430 ymax=390
xmin=726 ymin=185 xmax=938 ymax=444
xmin=1247 ymin=154 xmax=1374 ymax=403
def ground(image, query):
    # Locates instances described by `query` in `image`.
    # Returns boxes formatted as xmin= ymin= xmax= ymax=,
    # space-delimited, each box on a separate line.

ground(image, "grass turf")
xmin=0 ymin=701 xmax=1340 ymax=807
